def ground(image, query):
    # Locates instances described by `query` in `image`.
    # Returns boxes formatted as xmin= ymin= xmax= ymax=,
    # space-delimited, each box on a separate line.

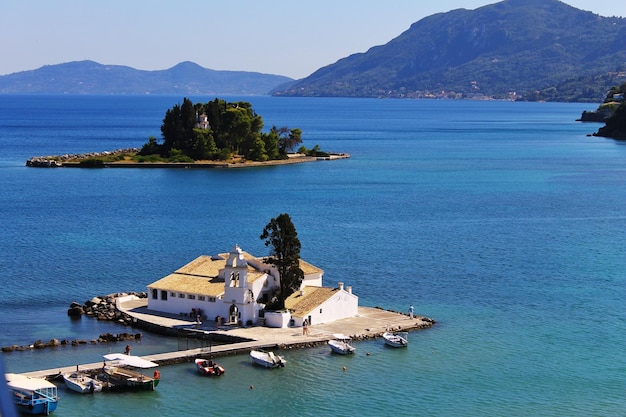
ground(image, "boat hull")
xmin=250 ymin=350 xmax=286 ymax=368
xmin=63 ymin=372 xmax=103 ymax=393
xmin=6 ymin=373 xmax=59 ymax=415
xmin=194 ymin=359 xmax=225 ymax=376
xmin=99 ymin=367 xmax=160 ymax=391
xmin=383 ymin=332 xmax=408 ymax=348
xmin=328 ymin=340 xmax=355 ymax=354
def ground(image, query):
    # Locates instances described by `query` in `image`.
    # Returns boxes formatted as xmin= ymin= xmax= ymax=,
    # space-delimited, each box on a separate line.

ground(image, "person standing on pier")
xmin=408 ymin=304 xmax=414 ymax=319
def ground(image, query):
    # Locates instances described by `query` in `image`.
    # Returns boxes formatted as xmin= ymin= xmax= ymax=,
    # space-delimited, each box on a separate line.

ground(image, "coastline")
xmin=26 ymin=150 xmax=350 ymax=169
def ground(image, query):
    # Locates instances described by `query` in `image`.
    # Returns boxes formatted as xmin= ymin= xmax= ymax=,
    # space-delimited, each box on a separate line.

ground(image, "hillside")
xmin=272 ymin=0 xmax=626 ymax=101
xmin=0 ymin=61 xmax=293 ymax=95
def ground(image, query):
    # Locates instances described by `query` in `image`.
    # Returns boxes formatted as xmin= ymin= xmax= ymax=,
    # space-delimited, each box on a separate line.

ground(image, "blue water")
xmin=0 ymin=95 xmax=624 ymax=416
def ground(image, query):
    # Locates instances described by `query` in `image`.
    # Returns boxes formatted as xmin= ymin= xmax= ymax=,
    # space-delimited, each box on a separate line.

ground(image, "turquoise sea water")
xmin=0 ymin=96 xmax=624 ymax=416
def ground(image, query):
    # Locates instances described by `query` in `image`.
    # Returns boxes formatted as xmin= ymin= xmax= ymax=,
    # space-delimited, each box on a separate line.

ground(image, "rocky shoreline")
xmin=26 ymin=148 xmax=350 ymax=168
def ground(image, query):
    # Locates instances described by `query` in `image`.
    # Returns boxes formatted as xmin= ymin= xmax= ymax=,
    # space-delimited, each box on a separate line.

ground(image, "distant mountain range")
xmin=0 ymin=61 xmax=293 ymax=95
xmin=272 ymin=0 xmax=626 ymax=101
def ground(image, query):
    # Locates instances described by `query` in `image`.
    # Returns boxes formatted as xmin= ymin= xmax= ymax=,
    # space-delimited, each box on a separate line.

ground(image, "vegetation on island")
xmin=138 ymin=98 xmax=304 ymax=163
xmin=260 ymin=213 xmax=304 ymax=310
xmin=272 ymin=1 xmax=626 ymax=102
xmin=593 ymin=86 xmax=626 ymax=139
xmin=579 ymin=83 xmax=626 ymax=122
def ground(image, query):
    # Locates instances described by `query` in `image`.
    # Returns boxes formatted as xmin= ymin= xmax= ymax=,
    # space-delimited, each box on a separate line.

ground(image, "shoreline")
xmin=26 ymin=150 xmax=350 ymax=169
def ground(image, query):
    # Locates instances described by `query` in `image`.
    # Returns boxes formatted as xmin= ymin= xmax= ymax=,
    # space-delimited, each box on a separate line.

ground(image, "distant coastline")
xmin=26 ymin=148 xmax=350 ymax=169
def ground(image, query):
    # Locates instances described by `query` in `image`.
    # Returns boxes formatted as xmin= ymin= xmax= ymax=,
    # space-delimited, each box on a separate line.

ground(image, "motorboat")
xmin=5 ymin=373 xmax=59 ymax=415
xmin=249 ymin=350 xmax=286 ymax=368
xmin=328 ymin=334 xmax=355 ymax=355
xmin=194 ymin=358 xmax=225 ymax=376
xmin=98 ymin=353 xmax=160 ymax=391
xmin=382 ymin=331 xmax=408 ymax=348
xmin=63 ymin=371 xmax=103 ymax=394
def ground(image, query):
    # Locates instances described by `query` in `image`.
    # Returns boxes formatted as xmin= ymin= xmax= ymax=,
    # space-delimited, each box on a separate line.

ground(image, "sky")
xmin=1 ymin=0 xmax=625 ymax=80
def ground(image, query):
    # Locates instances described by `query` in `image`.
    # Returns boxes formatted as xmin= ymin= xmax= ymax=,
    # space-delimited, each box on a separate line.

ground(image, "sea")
xmin=0 ymin=95 xmax=624 ymax=416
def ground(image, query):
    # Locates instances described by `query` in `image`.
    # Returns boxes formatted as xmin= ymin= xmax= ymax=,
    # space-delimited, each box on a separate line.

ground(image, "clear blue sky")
xmin=1 ymin=0 xmax=624 ymax=80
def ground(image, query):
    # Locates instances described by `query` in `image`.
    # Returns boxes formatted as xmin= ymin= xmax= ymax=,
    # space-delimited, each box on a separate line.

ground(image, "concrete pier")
xmin=21 ymin=300 xmax=434 ymax=379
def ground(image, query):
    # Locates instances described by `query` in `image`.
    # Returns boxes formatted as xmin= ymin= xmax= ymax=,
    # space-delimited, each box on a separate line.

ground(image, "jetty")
xmin=19 ymin=298 xmax=434 ymax=379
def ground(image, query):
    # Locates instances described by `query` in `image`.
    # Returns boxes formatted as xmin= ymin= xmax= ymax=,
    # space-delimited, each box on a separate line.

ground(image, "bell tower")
xmin=224 ymin=244 xmax=248 ymax=288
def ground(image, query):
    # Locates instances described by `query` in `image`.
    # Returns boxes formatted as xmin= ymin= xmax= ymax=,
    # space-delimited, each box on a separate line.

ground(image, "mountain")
xmin=0 ymin=61 xmax=293 ymax=95
xmin=272 ymin=0 xmax=626 ymax=101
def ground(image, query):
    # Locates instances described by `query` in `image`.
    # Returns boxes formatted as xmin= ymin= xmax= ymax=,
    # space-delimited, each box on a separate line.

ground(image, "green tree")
xmin=260 ymin=214 xmax=304 ymax=310
xmin=273 ymin=126 xmax=303 ymax=154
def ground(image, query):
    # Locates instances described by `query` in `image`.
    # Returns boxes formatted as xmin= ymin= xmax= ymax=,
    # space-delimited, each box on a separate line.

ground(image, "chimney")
xmin=346 ymin=286 xmax=352 ymax=294
xmin=338 ymin=282 xmax=344 ymax=291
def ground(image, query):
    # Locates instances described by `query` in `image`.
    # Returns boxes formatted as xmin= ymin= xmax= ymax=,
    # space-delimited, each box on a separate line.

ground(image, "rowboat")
xmin=382 ymin=331 xmax=408 ymax=348
xmin=328 ymin=334 xmax=356 ymax=355
xmin=63 ymin=371 xmax=103 ymax=394
xmin=5 ymin=373 xmax=59 ymax=415
xmin=98 ymin=353 xmax=160 ymax=391
xmin=194 ymin=358 xmax=225 ymax=376
xmin=249 ymin=350 xmax=286 ymax=368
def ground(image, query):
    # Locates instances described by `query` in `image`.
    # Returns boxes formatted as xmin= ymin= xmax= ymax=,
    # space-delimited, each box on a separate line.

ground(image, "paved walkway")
xmin=21 ymin=300 xmax=432 ymax=379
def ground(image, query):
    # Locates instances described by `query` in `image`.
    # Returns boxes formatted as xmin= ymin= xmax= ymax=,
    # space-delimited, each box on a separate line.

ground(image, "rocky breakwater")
xmin=1 ymin=292 xmax=146 ymax=353
xmin=68 ymin=291 xmax=147 ymax=324
xmin=26 ymin=148 xmax=140 ymax=167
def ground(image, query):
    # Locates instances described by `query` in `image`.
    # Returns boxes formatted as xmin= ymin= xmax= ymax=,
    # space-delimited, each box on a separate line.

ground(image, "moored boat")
xmin=97 ymin=353 xmax=160 ymax=391
xmin=328 ymin=334 xmax=356 ymax=355
xmin=249 ymin=350 xmax=286 ymax=368
xmin=194 ymin=358 xmax=225 ymax=376
xmin=62 ymin=371 xmax=103 ymax=394
xmin=5 ymin=373 xmax=59 ymax=415
xmin=382 ymin=331 xmax=408 ymax=348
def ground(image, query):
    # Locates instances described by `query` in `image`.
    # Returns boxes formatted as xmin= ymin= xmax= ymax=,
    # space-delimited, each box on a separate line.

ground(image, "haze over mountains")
xmin=0 ymin=61 xmax=293 ymax=95
xmin=1 ymin=0 xmax=625 ymax=101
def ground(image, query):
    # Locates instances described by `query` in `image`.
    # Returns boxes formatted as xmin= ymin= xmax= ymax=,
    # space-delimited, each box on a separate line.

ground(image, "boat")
xmin=62 ymin=371 xmax=103 ymax=394
xmin=382 ymin=331 xmax=408 ymax=348
xmin=98 ymin=353 xmax=160 ymax=391
xmin=249 ymin=350 xmax=286 ymax=368
xmin=5 ymin=373 xmax=59 ymax=415
xmin=328 ymin=334 xmax=355 ymax=355
xmin=194 ymin=358 xmax=225 ymax=376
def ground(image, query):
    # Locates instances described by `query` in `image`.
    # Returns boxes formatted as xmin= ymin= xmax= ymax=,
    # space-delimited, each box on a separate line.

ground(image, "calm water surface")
xmin=0 ymin=96 xmax=624 ymax=416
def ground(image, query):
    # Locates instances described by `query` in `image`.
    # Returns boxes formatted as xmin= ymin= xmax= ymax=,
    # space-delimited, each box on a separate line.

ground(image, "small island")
xmin=26 ymin=97 xmax=348 ymax=168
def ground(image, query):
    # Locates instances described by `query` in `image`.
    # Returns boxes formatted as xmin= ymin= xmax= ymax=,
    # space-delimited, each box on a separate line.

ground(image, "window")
xmin=188 ymin=294 xmax=195 ymax=300
xmin=170 ymin=292 xmax=176 ymax=297
xmin=151 ymin=289 xmax=157 ymax=299
xmin=178 ymin=293 xmax=185 ymax=298
xmin=160 ymin=290 xmax=167 ymax=301
xmin=198 ymin=296 xmax=205 ymax=301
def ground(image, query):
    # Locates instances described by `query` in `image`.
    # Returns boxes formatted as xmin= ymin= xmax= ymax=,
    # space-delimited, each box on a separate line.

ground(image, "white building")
xmin=146 ymin=244 xmax=358 ymax=328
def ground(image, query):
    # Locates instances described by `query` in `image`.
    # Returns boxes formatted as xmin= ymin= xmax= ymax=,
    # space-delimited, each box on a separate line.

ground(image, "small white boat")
xmin=250 ymin=350 xmax=286 ymax=368
xmin=383 ymin=331 xmax=408 ymax=348
xmin=63 ymin=371 xmax=103 ymax=394
xmin=5 ymin=373 xmax=59 ymax=415
xmin=328 ymin=334 xmax=355 ymax=355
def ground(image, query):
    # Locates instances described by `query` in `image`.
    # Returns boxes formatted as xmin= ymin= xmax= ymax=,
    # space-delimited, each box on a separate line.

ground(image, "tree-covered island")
xmin=139 ymin=97 xmax=305 ymax=163
xmin=26 ymin=97 xmax=348 ymax=168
